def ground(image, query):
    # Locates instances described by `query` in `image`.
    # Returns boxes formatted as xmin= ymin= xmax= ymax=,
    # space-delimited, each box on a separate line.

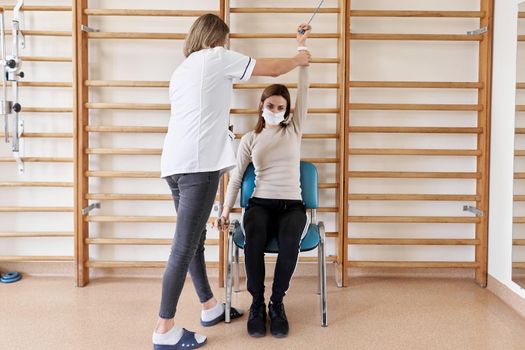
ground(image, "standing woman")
xmin=153 ymin=14 xmax=311 ymax=350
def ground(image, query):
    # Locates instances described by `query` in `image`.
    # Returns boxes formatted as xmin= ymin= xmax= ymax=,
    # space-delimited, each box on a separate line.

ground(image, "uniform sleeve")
xmin=224 ymin=134 xmax=253 ymax=208
xmin=222 ymin=48 xmax=257 ymax=82
xmin=290 ymin=66 xmax=309 ymax=132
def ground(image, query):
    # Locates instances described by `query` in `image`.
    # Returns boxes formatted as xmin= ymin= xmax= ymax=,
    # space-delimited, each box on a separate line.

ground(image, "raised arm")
xmin=291 ymin=66 xmax=310 ymax=131
xmin=291 ymin=23 xmax=311 ymax=131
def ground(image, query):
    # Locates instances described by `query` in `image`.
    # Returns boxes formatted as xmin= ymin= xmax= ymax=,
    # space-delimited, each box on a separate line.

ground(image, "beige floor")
xmin=2 ymin=276 xmax=525 ymax=350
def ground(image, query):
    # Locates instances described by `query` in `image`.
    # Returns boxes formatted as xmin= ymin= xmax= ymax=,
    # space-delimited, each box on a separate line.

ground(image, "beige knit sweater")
xmin=224 ymin=66 xmax=309 ymax=208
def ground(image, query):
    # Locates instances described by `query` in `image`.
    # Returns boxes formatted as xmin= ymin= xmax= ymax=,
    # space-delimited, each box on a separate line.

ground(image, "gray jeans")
xmin=159 ymin=171 xmax=220 ymax=319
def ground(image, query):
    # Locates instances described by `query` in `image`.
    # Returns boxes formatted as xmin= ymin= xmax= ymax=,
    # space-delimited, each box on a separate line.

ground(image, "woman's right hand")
xmin=294 ymin=50 xmax=311 ymax=67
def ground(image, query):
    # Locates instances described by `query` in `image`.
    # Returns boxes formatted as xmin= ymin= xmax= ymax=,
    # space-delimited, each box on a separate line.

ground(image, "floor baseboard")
xmin=487 ymin=274 xmax=525 ymax=318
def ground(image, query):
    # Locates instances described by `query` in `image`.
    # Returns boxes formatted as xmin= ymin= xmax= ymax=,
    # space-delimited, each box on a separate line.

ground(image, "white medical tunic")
xmin=161 ymin=47 xmax=256 ymax=177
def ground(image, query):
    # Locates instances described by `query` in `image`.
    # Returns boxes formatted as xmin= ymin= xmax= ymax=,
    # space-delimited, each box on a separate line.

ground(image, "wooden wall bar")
xmin=0 ymin=2 xmax=76 ymax=267
xmin=344 ymin=0 xmax=494 ymax=286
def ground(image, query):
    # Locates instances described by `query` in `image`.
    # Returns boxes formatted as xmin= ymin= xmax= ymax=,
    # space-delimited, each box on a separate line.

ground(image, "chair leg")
xmin=225 ymin=225 xmax=235 ymax=323
xmin=234 ymin=245 xmax=240 ymax=293
xmin=317 ymin=239 xmax=322 ymax=295
xmin=319 ymin=222 xmax=327 ymax=327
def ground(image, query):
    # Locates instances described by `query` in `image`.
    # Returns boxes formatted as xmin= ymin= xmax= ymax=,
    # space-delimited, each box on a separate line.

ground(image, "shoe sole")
xmin=153 ymin=338 xmax=207 ymax=350
xmin=248 ymin=331 xmax=266 ymax=338
xmin=200 ymin=314 xmax=224 ymax=327
xmin=271 ymin=332 xmax=288 ymax=339
xmin=201 ymin=305 xmax=244 ymax=327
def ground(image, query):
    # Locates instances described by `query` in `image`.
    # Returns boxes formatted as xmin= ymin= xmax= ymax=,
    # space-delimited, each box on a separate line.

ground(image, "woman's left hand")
xmin=213 ymin=215 xmax=230 ymax=231
xmin=297 ymin=23 xmax=312 ymax=45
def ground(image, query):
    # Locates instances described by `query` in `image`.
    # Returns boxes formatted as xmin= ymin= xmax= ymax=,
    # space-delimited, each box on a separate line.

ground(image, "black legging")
xmin=243 ymin=197 xmax=307 ymax=305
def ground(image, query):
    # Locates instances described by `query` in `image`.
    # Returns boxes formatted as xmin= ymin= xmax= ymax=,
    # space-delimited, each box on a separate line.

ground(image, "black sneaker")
xmin=268 ymin=302 xmax=289 ymax=338
xmin=247 ymin=303 xmax=266 ymax=337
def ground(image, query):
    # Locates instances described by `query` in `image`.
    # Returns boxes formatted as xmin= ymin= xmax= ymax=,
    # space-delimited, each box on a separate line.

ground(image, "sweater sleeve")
xmin=224 ymin=134 xmax=253 ymax=208
xmin=290 ymin=66 xmax=309 ymax=132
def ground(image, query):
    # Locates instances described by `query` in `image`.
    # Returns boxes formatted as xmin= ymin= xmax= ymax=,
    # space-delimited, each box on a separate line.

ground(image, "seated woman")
xmin=216 ymin=24 xmax=312 ymax=339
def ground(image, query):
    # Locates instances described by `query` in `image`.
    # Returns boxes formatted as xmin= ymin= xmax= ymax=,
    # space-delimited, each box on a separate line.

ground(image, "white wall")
xmin=513 ymin=2 xmax=525 ymax=278
xmin=488 ymin=0 xmax=525 ymax=298
xmin=2 ymin=0 xmax=521 ymax=285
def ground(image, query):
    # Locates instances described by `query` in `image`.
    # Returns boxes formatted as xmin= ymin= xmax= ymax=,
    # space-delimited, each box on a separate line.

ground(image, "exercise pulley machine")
xmin=1 ymin=0 xmax=25 ymax=172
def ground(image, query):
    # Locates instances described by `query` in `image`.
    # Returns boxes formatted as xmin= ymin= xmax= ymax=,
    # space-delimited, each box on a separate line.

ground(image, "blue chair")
xmin=225 ymin=161 xmax=327 ymax=327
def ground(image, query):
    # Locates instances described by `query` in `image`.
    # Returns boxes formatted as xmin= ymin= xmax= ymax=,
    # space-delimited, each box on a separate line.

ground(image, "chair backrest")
xmin=240 ymin=161 xmax=318 ymax=209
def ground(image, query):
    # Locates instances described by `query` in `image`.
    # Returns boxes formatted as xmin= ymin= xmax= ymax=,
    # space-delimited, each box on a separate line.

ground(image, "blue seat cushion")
xmin=233 ymin=222 xmax=320 ymax=253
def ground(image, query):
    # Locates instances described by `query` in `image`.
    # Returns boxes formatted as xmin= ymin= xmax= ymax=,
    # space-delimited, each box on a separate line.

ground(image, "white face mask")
xmin=262 ymin=108 xmax=286 ymax=126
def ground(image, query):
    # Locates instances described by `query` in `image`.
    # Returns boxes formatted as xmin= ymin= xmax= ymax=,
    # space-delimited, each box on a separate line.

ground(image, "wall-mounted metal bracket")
xmin=82 ymin=202 xmax=101 ymax=216
xmin=463 ymin=205 xmax=483 ymax=217
xmin=13 ymin=1 xmax=25 ymax=49
xmin=13 ymin=118 xmax=23 ymax=172
xmin=1 ymin=100 xmax=12 ymax=142
xmin=81 ymin=25 xmax=99 ymax=33
xmin=467 ymin=26 xmax=488 ymax=36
